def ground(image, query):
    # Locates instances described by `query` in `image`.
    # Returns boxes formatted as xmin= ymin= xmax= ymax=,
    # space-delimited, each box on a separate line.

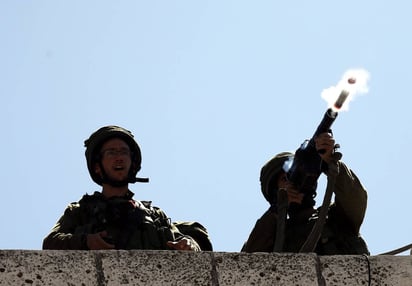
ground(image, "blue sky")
xmin=1 ymin=1 xmax=411 ymax=254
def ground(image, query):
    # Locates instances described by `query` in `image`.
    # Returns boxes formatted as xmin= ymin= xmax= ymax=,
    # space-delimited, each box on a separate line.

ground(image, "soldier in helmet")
xmin=42 ymin=125 xmax=205 ymax=251
xmin=241 ymin=132 xmax=369 ymax=254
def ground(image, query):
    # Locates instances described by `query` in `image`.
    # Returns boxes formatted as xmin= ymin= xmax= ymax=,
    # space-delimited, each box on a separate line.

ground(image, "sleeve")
xmin=42 ymin=203 xmax=88 ymax=250
xmin=241 ymin=208 xmax=277 ymax=253
xmin=329 ymin=161 xmax=368 ymax=234
xmin=173 ymin=221 xmax=213 ymax=251
xmin=171 ymin=223 xmax=202 ymax=252
xmin=151 ymin=206 xmax=202 ymax=251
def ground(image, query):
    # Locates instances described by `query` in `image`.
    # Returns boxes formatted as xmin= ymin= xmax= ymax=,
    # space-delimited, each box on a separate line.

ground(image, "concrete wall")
xmin=0 ymin=250 xmax=411 ymax=286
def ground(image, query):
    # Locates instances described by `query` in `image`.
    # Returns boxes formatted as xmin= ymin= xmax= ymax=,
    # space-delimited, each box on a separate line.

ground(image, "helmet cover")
xmin=84 ymin=125 xmax=143 ymax=185
xmin=260 ymin=152 xmax=294 ymax=205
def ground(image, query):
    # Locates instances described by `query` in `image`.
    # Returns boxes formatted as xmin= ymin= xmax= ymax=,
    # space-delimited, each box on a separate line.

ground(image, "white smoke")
xmin=321 ymin=68 xmax=370 ymax=111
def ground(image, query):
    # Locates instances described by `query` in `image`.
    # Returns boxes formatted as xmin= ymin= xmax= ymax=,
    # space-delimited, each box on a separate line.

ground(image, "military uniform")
xmin=43 ymin=190 xmax=200 ymax=250
xmin=241 ymin=161 xmax=369 ymax=255
xmin=43 ymin=126 xmax=212 ymax=251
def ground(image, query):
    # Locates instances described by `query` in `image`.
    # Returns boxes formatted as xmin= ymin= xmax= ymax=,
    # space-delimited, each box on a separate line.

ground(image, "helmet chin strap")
xmin=130 ymin=176 xmax=149 ymax=183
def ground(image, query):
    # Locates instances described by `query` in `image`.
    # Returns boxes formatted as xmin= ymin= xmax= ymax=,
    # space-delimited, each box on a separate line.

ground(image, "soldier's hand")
xmin=87 ymin=231 xmax=115 ymax=250
xmin=285 ymin=188 xmax=304 ymax=205
xmin=277 ymin=173 xmax=303 ymax=205
xmin=167 ymin=238 xmax=200 ymax=251
xmin=315 ymin=132 xmax=335 ymax=164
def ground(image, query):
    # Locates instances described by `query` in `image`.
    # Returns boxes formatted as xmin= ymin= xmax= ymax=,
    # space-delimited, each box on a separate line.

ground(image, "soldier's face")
xmin=95 ymin=138 xmax=132 ymax=182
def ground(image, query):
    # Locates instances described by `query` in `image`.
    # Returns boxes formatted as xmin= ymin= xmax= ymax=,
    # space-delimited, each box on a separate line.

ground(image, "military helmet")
xmin=260 ymin=152 xmax=294 ymax=205
xmin=84 ymin=125 xmax=148 ymax=185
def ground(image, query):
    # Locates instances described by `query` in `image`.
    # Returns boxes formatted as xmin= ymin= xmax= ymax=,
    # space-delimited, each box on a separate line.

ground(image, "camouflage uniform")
xmin=42 ymin=126 xmax=211 ymax=251
xmin=42 ymin=190 xmax=199 ymax=250
xmin=242 ymin=160 xmax=369 ymax=255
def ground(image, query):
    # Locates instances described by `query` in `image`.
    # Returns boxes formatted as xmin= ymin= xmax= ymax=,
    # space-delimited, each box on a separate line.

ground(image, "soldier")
xmin=241 ymin=132 xmax=369 ymax=254
xmin=43 ymin=125 xmax=209 ymax=251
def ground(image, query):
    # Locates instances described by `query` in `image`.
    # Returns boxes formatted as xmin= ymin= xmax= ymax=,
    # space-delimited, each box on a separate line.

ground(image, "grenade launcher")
xmin=285 ymin=90 xmax=349 ymax=195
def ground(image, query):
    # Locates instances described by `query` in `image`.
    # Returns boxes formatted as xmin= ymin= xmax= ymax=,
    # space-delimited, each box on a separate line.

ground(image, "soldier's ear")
xmin=94 ymin=163 xmax=101 ymax=175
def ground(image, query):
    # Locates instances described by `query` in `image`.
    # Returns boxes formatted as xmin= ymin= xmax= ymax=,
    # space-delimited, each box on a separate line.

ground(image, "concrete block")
xmin=214 ymin=252 xmax=319 ymax=286
xmin=0 ymin=250 xmax=97 ymax=286
xmin=320 ymin=255 xmax=371 ymax=285
xmin=100 ymin=250 xmax=214 ymax=286
xmin=370 ymin=255 xmax=412 ymax=286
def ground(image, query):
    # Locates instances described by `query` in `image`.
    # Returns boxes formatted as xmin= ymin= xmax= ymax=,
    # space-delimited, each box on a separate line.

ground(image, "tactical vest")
xmin=74 ymin=193 xmax=175 ymax=250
